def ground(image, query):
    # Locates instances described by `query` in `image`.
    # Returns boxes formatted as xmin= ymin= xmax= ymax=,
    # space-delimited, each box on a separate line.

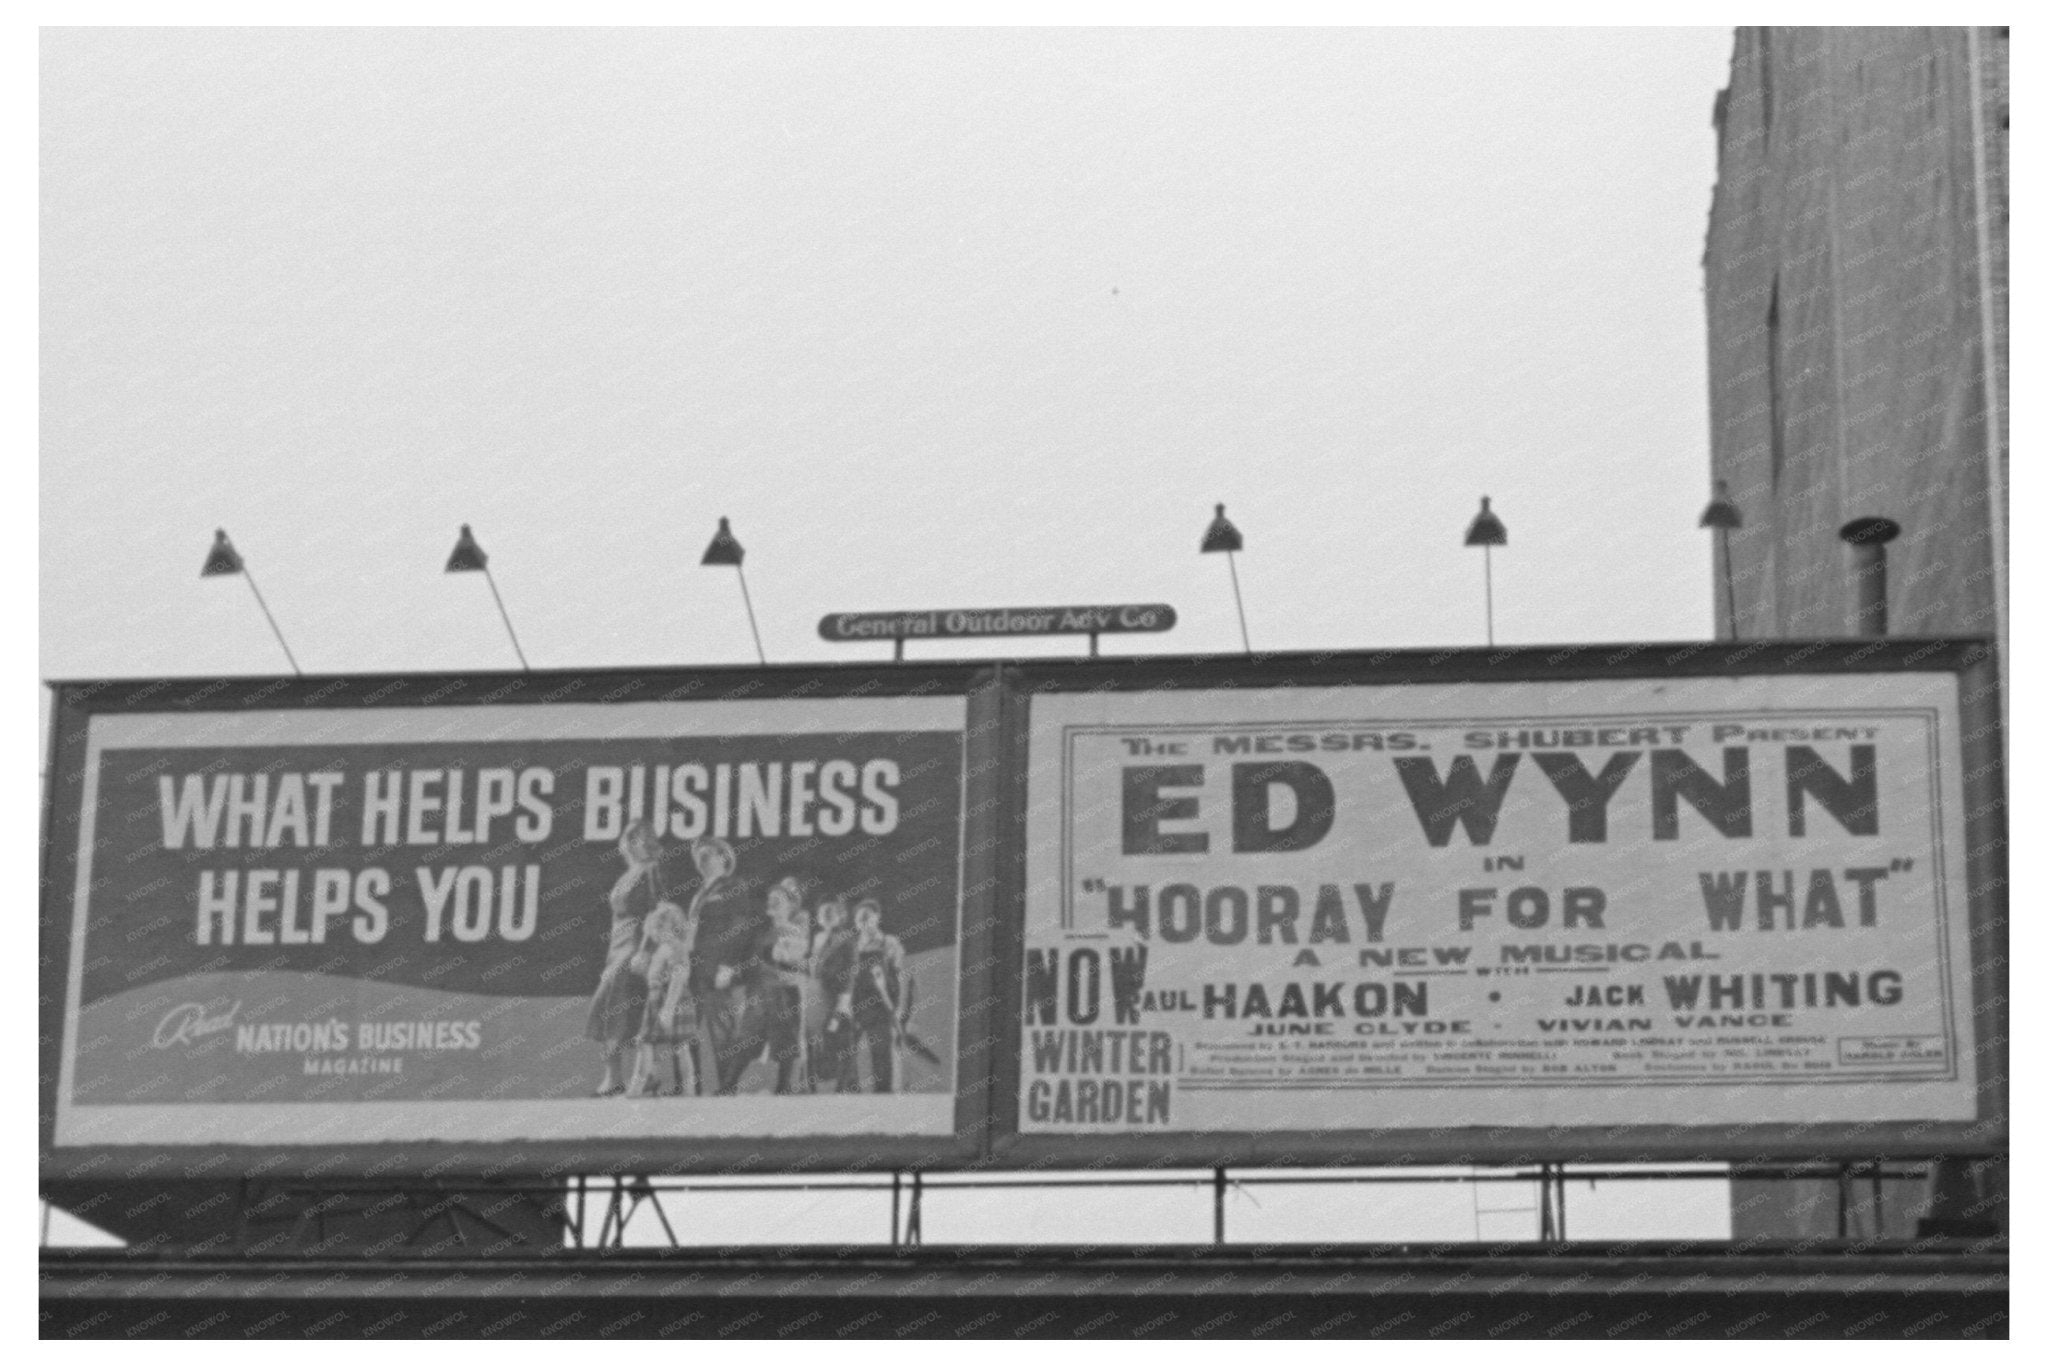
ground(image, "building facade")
xmin=1702 ymin=26 xmax=2008 ymax=1243
xmin=1703 ymin=26 xmax=2007 ymax=646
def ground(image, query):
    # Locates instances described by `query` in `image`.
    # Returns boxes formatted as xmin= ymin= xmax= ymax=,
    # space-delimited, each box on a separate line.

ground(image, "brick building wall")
xmin=1702 ymin=26 xmax=2007 ymax=643
xmin=1703 ymin=27 xmax=2007 ymax=1242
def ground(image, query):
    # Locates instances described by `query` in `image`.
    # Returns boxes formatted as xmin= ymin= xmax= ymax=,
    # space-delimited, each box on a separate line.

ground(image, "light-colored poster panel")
xmin=51 ymin=692 xmax=970 ymax=1158
xmin=1017 ymin=673 xmax=1980 ymax=1150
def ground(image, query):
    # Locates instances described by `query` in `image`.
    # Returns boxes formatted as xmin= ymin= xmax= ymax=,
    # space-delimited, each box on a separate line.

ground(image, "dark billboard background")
xmin=80 ymin=731 xmax=962 ymax=1006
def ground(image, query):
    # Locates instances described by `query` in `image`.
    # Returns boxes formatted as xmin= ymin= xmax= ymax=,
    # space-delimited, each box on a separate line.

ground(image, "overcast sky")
xmin=41 ymin=26 xmax=1734 ymax=681
xmin=37 ymin=26 xmax=1739 ymax=1246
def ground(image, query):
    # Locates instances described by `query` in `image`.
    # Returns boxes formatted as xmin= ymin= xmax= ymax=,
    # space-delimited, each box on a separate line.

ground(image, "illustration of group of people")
xmin=584 ymin=819 xmax=926 ymax=1099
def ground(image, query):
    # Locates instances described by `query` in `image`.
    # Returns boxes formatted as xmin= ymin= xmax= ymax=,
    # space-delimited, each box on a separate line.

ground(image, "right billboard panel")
xmin=1013 ymin=660 xmax=1998 ymax=1160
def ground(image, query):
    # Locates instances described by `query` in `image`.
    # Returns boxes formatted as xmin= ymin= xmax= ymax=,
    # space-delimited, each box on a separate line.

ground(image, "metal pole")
xmin=605 ymin=1176 xmax=626 ymax=1248
xmin=893 ymin=638 xmax=904 ymax=663
xmin=1839 ymin=517 xmax=1901 ymax=640
xmin=1226 ymin=552 xmax=1251 ymax=654
xmin=1965 ymin=25 xmax=2009 ymax=757
xmin=1213 ymin=1167 xmax=1227 ymax=1245
xmin=1846 ymin=542 xmax=1888 ymax=637
xmin=890 ymin=1172 xmax=902 ymax=1248
xmin=646 ymin=1179 xmax=680 ymax=1248
xmin=480 ymin=567 xmax=530 ymax=671
xmin=1719 ymin=529 xmax=1741 ymax=642
xmin=734 ymin=564 xmax=767 ymax=665
xmin=1483 ymin=545 xmax=1496 ymax=647
xmin=1839 ymin=517 xmax=1900 ymax=647
xmin=241 ymin=567 xmax=302 ymax=675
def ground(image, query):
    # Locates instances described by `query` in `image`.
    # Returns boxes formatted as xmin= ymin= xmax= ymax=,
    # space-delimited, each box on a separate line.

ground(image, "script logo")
xmin=152 ymin=999 xmax=241 ymax=1049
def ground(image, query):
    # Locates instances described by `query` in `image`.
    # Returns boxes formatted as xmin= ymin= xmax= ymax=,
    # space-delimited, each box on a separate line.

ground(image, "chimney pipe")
xmin=1839 ymin=517 xmax=1902 ymax=638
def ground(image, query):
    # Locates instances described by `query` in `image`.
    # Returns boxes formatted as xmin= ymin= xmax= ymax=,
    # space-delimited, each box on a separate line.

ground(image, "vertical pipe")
xmin=1960 ymin=45 xmax=2015 ymax=1242
xmin=1213 ymin=1168 xmax=1227 ymax=1245
xmin=1848 ymin=541 xmax=1886 ymax=637
xmin=1839 ymin=518 xmax=1900 ymax=638
xmin=1838 ymin=522 xmax=1901 ymax=1234
xmin=1719 ymin=529 xmax=1741 ymax=642
xmin=1483 ymin=546 xmax=1495 ymax=647
xmin=1964 ymin=26 xmax=2009 ymax=751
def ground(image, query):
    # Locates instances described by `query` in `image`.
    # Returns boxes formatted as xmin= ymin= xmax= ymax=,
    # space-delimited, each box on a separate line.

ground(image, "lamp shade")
xmin=200 ymin=528 xmax=244 ymax=577
xmin=445 ymin=524 xmax=489 ymax=572
xmin=1463 ymin=496 xmax=1507 ymax=548
xmin=1199 ymin=503 xmax=1243 ymax=554
xmin=1699 ymin=480 xmax=1743 ymax=530
xmin=701 ymin=516 xmax=745 ymax=567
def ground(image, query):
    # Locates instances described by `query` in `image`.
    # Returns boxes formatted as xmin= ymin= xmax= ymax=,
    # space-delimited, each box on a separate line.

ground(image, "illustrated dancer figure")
xmin=585 ymin=819 xmax=671 ymax=1096
xmin=626 ymin=901 xmax=701 ymax=1097
xmin=838 ymin=899 xmax=911 ymax=1093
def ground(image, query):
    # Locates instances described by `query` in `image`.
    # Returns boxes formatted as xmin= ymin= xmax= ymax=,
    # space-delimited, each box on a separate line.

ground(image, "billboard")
xmin=41 ymin=667 xmax=997 ymax=1175
xmin=43 ymin=644 xmax=2003 ymax=1176
xmin=1000 ymin=644 xmax=2005 ymax=1163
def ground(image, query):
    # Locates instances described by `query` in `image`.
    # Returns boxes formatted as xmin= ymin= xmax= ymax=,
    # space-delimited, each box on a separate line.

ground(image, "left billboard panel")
xmin=41 ymin=672 xmax=989 ymax=1175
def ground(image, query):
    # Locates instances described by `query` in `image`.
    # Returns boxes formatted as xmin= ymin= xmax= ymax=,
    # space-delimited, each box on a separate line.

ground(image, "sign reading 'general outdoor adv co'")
xmin=1017 ymin=672 xmax=1984 ymax=1149
xmin=50 ymin=692 xmax=970 ymax=1157
xmin=819 ymin=604 xmax=1175 ymax=643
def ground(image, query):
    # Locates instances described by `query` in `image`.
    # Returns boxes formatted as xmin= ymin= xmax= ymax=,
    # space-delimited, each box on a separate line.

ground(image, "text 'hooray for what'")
xmin=1017 ymin=674 xmax=1980 ymax=1141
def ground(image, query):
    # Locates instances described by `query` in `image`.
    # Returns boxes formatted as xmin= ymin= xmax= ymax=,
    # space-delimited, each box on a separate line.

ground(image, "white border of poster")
xmin=1016 ymin=672 xmax=1980 ymax=1144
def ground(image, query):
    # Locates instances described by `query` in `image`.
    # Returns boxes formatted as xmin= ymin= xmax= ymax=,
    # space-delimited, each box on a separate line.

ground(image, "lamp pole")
xmin=1699 ymin=479 xmax=1743 ymax=641
xmin=1199 ymin=503 xmax=1251 ymax=654
xmin=1462 ymin=496 xmax=1507 ymax=647
xmin=702 ymin=516 xmax=766 ymax=665
xmin=200 ymin=529 xmax=302 ymax=675
xmin=444 ymin=524 xmax=530 ymax=671
xmin=1483 ymin=548 xmax=1493 ymax=645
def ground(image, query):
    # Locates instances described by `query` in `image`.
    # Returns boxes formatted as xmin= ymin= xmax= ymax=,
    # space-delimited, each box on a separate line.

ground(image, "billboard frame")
xmin=39 ymin=662 xmax=1005 ymax=1179
xmin=986 ymin=638 xmax=2007 ymax=1168
xmin=40 ymin=639 xmax=2007 ymax=1178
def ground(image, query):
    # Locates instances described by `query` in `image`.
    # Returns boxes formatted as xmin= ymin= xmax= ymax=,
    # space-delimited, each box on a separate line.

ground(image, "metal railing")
xmin=41 ymin=1161 xmax=1949 ymax=1254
